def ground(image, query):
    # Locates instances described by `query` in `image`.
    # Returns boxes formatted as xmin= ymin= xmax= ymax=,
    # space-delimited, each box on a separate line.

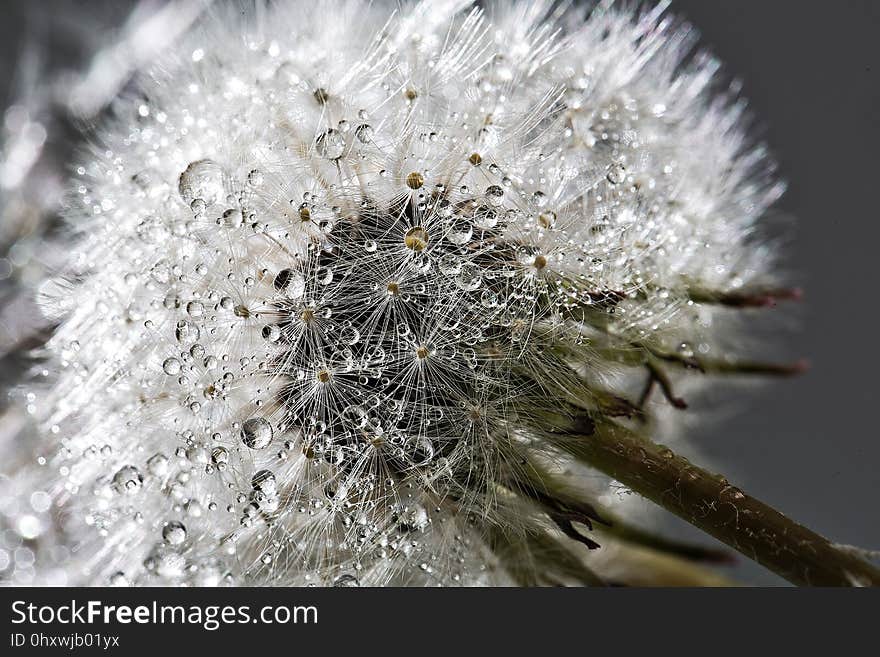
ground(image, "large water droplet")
xmin=241 ymin=417 xmax=273 ymax=449
xmin=112 ymin=466 xmax=143 ymax=495
xmin=274 ymin=268 xmax=306 ymax=297
xmin=162 ymin=521 xmax=187 ymax=546
xmin=606 ymin=162 xmax=626 ymax=185
xmin=315 ymin=129 xmax=346 ymax=159
xmin=404 ymin=226 xmax=429 ymax=252
xmin=175 ymin=320 xmax=200 ymax=344
xmin=333 ymin=574 xmax=360 ymax=587
xmin=455 ymin=263 xmax=482 ymax=291
xmin=354 ymin=124 xmax=374 ymax=143
xmin=162 ymin=358 xmax=181 ymax=375
xmin=178 ymin=159 xmax=225 ymax=206
xmin=446 ymin=218 xmax=473 ymax=245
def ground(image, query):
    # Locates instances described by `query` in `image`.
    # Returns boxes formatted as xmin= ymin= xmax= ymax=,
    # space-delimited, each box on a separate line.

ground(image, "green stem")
xmin=557 ymin=421 xmax=880 ymax=586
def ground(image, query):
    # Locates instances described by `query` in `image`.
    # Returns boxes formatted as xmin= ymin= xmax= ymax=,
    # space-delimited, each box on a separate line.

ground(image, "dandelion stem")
xmin=559 ymin=420 xmax=880 ymax=586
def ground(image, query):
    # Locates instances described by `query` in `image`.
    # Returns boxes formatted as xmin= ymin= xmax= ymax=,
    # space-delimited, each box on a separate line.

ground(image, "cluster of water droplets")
xmin=2 ymin=0 xmax=784 ymax=586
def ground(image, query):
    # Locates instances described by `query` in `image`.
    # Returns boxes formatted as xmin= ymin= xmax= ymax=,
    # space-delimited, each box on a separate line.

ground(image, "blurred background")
xmin=0 ymin=0 xmax=877 ymax=585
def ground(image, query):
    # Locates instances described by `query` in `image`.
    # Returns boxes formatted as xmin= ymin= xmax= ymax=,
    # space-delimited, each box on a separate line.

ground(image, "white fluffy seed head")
xmin=9 ymin=0 xmax=785 ymax=586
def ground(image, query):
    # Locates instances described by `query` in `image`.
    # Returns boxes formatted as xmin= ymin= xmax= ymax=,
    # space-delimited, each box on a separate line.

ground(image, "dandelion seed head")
xmin=5 ymin=0 xmax=787 ymax=586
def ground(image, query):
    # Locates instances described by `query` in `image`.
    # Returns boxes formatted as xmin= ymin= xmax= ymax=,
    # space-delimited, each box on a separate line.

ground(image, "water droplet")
xmin=354 ymin=124 xmax=374 ymax=143
xmin=315 ymin=129 xmax=345 ymax=159
xmin=162 ymin=358 xmax=181 ymax=375
xmin=339 ymin=325 xmax=360 ymax=345
xmin=333 ymin=574 xmax=360 ymax=587
xmin=109 ymin=572 xmax=129 ymax=586
xmin=446 ymin=218 xmax=473 ymax=245
xmin=262 ymin=324 xmax=281 ymax=342
xmin=455 ymin=264 xmax=482 ymax=291
xmin=162 ymin=521 xmax=187 ymax=546
xmin=175 ymin=320 xmax=200 ymax=344
xmin=485 ymin=185 xmax=504 ymax=206
xmin=407 ymin=436 xmax=435 ymax=465
xmin=473 ymin=205 xmax=498 ymax=229
xmin=251 ymin=470 xmax=277 ymax=494
xmin=222 ymin=208 xmax=244 ymax=227
xmin=178 ymin=159 xmax=225 ymax=206
xmin=112 ymin=466 xmax=143 ymax=495
xmin=606 ymin=162 xmax=626 ymax=185
xmin=147 ymin=453 xmax=168 ymax=477
xmin=436 ymin=199 xmax=453 ymax=217
xmin=404 ymin=226 xmax=429 ymax=251
xmin=538 ymin=210 xmax=557 ymax=228
xmin=241 ymin=417 xmax=273 ymax=449
xmin=274 ymin=268 xmax=306 ymax=297
xmin=438 ymin=254 xmax=463 ymax=275
xmin=316 ymin=265 xmax=334 ymax=285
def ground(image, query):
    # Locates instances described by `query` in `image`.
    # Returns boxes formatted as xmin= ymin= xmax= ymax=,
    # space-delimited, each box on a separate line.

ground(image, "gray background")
xmin=670 ymin=0 xmax=880 ymax=584
xmin=1 ymin=1 xmax=878 ymax=585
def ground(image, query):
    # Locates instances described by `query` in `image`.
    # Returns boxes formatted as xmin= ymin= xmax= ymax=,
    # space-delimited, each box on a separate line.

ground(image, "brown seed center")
xmin=404 ymin=226 xmax=428 ymax=252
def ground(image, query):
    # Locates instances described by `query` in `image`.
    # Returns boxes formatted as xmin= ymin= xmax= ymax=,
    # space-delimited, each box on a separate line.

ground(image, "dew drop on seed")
xmin=109 ymin=572 xmax=129 ymax=586
xmin=211 ymin=446 xmax=229 ymax=464
xmin=251 ymin=469 xmax=277 ymax=493
xmin=404 ymin=226 xmax=429 ymax=251
xmin=112 ymin=465 xmax=143 ymax=495
xmin=178 ymin=159 xmax=225 ymax=206
xmin=175 ymin=320 xmax=200 ymax=344
xmin=606 ymin=162 xmax=626 ymax=185
xmin=162 ymin=521 xmax=187 ymax=546
xmin=222 ymin=208 xmax=244 ymax=228
xmin=438 ymin=253 xmax=463 ymax=276
xmin=446 ymin=218 xmax=473 ymax=245
xmin=241 ymin=417 xmax=273 ymax=449
xmin=339 ymin=325 xmax=360 ymax=345
xmin=316 ymin=265 xmax=334 ymax=284
xmin=455 ymin=264 xmax=482 ymax=291
xmin=147 ymin=453 xmax=169 ymax=477
xmin=262 ymin=324 xmax=281 ymax=342
xmin=333 ymin=574 xmax=360 ymax=587
xmin=162 ymin=358 xmax=181 ymax=375
xmin=274 ymin=268 xmax=306 ymax=297
xmin=315 ymin=129 xmax=345 ymax=159
xmin=485 ymin=185 xmax=504 ymax=206
xmin=473 ymin=205 xmax=498 ymax=230
xmin=354 ymin=124 xmax=374 ymax=143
